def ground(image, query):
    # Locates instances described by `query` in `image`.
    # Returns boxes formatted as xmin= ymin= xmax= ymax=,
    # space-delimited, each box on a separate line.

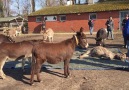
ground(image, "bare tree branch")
xmin=30 ymin=0 xmax=35 ymax=13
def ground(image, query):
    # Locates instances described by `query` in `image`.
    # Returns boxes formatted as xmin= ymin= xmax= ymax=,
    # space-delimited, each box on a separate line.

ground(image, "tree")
xmin=0 ymin=0 xmax=4 ymax=17
xmin=37 ymin=0 xmax=45 ymax=8
xmin=59 ymin=0 xmax=65 ymax=5
xmin=78 ymin=0 xmax=80 ymax=4
xmin=2 ymin=0 xmax=12 ymax=17
xmin=13 ymin=0 xmax=21 ymax=15
xmin=30 ymin=0 xmax=35 ymax=13
xmin=37 ymin=0 xmax=66 ymax=8
xmin=22 ymin=0 xmax=31 ymax=15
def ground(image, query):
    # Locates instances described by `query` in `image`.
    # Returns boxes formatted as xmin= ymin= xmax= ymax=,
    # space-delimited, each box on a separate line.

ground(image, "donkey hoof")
xmin=30 ymin=83 xmax=34 ymax=86
xmin=64 ymin=75 xmax=69 ymax=78
xmin=39 ymin=80 xmax=42 ymax=83
xmin=1 ymin=76 xmax=6 ymax=80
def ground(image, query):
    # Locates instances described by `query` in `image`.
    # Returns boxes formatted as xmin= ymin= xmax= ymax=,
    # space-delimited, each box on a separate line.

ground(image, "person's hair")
xmin=126 ymin=14 xmax=129 ymax=17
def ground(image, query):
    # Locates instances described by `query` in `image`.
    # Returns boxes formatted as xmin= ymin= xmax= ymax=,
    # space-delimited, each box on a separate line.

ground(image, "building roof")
xmin=29 ymin=1 xmax=129 ymax=16
xmin=0 ymin=16 xmax=27 ymax=23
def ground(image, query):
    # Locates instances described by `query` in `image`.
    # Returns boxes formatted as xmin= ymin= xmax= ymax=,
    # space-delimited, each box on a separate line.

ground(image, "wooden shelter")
xmin=0 ymin=16 xmax=28 ymax=35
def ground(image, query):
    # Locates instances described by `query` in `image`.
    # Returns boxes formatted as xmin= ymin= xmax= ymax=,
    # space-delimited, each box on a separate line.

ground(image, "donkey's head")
xmin=114 ymin=53 xmax=126 ymax=61
xmin=75 ymin=30 xmax=89 ymax=49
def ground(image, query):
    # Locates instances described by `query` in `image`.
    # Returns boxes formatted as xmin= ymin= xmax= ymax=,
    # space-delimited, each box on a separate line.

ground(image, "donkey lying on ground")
xmin=30 ymin=31 xmax=89 ymax=85
xmin=41 ymin=28 xmax=54 ymax=42
xmin=0 ymin=41 xmax=33 ymax=79
xmin=79 ymin=46 xmax=126 ymax=61
xmin=0 ymin=34 xmax=15 ymax=43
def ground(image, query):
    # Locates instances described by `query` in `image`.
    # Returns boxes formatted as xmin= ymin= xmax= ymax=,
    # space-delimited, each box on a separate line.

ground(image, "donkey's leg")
xmin=103 ymin=39 xmax=105 ymax=47
xmin=22 ymin=58 xmax=26 ymax=71
xmin=51 ymin=36 xmax=53 ymax=42
xmin=28 ymin=57 xmax=32 ymax=67
xmin=30 ymin=55 xmax=37 ymax=85
xmin=28 ymin=57 xmax=32 ymax=63
xmin=79 ymin=50 xmax=91 ymax=59
xmin=64 ymin=60 xmax=70 ymax=78
xmin=66 ymin=60 xmax=70 ymax=77
xmin=0 ymin=57 xmax=7 ymax=79
xmin=36 ymin=59 xmax=44 ymax=82
xmin=47 ymin=37 xmax=50 ymax=42
xmin=50 ymin=37 xmax=52 ymax=42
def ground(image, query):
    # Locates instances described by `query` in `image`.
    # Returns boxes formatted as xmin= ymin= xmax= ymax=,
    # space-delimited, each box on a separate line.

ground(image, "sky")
xmin=35 ymin=0 xmax=99 ymax=10
xmin=10 ymin=0 xmax=99 ymax=13
xmin=75 ymin=0 xmax=99 ymax=4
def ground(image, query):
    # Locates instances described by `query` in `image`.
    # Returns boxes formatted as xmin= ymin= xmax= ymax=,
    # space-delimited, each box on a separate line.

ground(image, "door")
xmin=119 ymin=11 xmax=129 ymax=30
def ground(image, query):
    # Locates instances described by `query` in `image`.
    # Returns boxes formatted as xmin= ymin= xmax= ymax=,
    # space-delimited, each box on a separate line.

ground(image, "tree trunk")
xmin=30 ymin=0 xmax=35 ymax=12
xmin=0 ymin=0 xmax=4 ymax=17
xmin=78 ymin=0 xmax=80 ymax=4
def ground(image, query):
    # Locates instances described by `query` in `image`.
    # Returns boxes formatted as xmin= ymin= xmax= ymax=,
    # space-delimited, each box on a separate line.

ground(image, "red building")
xmin=28 ymin=1 xmax=129 ymax=33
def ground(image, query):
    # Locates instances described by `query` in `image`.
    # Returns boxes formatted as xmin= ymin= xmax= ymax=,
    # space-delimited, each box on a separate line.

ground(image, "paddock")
xmin=0 ymin=30 xmax=129 ymax=89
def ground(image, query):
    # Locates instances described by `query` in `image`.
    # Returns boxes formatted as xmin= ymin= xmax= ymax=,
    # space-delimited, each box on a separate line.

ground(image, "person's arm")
xmin=105 ymin=20 xmax=108 ymax=26
xmin=88 ymin=21 xmax=90 ymax=26
xmin=112 ymin=21 xmax=114 ymax=29
xmin=122 ymin=19 xmax=125 ymax=26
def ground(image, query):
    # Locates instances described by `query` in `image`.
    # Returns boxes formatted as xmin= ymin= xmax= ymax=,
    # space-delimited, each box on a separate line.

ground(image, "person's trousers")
xmin=126 ymin=40 xmax=129 ymax=56
xmin=123 ymin=37 xmax=127 ymax=47
xmin=107 ymin=30 xmax=114 ymax=39
xmin=89 ymin=27 xmax=94 ymax=35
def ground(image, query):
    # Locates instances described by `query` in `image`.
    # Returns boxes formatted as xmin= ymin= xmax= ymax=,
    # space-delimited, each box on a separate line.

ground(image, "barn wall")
xmin=96 ymin=11 xmax=119 ymax=31
xmin=28 ymin=16 xmax=42 ymax=33
xmin=28 ymin=11 xmax=119 ymax=33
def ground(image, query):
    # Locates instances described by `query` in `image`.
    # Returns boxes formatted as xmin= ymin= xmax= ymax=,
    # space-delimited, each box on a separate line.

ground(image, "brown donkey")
xmin=0 ymin=34 xmax=15 ymax=43
xmin=30 ymin=31 xmax=88 ymax=85
xmin=0 ymin=41 xmax=33 ymax=79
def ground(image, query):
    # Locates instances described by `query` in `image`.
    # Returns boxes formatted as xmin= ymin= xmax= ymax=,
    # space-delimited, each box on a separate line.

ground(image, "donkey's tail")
xmin=30 ymin=48 xmax=36 ymax=85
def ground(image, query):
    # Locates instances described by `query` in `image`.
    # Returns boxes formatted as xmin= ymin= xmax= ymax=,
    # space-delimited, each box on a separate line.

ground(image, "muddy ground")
xmin=1 ymin=31 xmax=129 ymax=90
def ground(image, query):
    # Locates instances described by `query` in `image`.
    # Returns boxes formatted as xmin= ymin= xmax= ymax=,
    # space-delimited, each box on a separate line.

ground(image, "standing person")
xmin=123 ymin=15 xmax=129 ymax=60
xmin=105 ymin=16 xmax=114 ymax=40
xmin=41 ymin=20 xmax=46 ymax=31
xmin=122 ymin=14 xmax=129 ymax=48
xmin=88 ymin=19 xmax=94 ymax=35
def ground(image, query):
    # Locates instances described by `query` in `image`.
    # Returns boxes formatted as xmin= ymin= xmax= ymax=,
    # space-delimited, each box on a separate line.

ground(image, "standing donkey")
xmin=42 ymin=28 xmax=54 ymax=42
xmin=0 ymin=34 xmax=14 ymax=43
xmin=30 ymin=31 xmax=89 ymax=85
xmin=0 ymin=41 xmax=33 ymax=79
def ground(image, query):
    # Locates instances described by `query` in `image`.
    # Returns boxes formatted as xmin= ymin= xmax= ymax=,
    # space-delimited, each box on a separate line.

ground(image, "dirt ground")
xmin=0 ymin=31 xmax=129 ymax=90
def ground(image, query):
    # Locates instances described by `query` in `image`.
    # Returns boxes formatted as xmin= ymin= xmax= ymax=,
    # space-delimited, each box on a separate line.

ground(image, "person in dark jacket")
xmin=41 ymin=20 xmax=46 ymax=31
xmin=124 ymin=15 xmax=129 ymax=59
xmin=88 ymin=19 xmax=94 ymax=35
xmin=122 ymin=14 xmax=129 ymax=48
xmin=105 ymin=16 xmax=114 ymax=40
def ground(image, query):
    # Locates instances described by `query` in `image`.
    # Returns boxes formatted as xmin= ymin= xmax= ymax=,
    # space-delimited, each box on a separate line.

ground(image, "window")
xmin=60 ymin=15 xmax=66 ymax=21
xmin=89 ymin=13 xmax=97 ymax=20
xmin=36 ymin=16 xmax=42 ymax=22
xmin=44 ymin=16 xmax=57 ymax=21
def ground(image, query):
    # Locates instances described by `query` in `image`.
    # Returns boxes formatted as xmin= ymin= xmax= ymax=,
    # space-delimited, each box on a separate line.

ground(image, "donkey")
xmin=30 ymin=31 xmax=89 ymax=85
xmin=95 ymin=28 xmax=107 ymax=46
xmin=79 ymin=46 xmax=126 ymax=61
xmin=0 ymin=34 xmax=15 ymax=43
xmin=0 ymin=41 xmax=34 ymax=79
xmin=41 ymin=28 xmax=54 ymax=42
